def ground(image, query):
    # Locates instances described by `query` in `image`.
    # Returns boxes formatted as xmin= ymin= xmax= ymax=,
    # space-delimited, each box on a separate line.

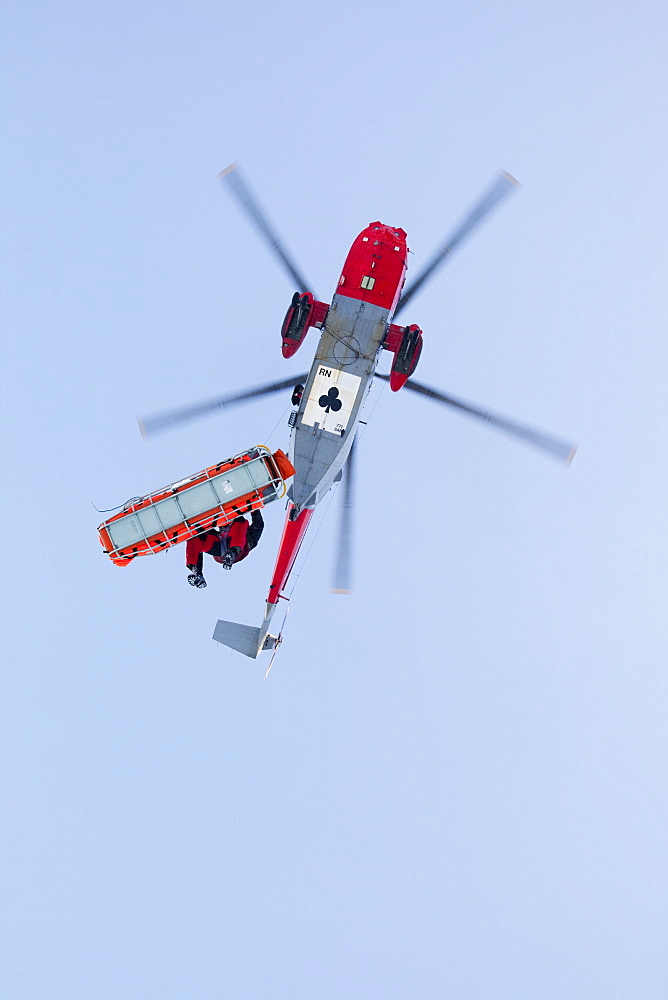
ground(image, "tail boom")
xmin=212 ymin=506 xmax=313 ymax=658
xmin=266 ymin=505 xmax=314 ymax=605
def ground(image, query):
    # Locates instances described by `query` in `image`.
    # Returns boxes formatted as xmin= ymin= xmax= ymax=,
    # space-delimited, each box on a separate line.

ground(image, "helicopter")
xmin=139 ymin=164 xmax=576 ymax=659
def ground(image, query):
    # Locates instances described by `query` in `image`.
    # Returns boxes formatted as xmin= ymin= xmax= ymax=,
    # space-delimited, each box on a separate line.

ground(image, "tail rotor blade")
xmin=219 ymin=163 xmax=316 ymax=295
xmin=394 ymin=171 xmax=518 ymax=318
xmin=376 ymin=373 xmax=576 ymax=464
xmin=331 ymin=439 xmax=356 ymax=594
xmin=139 ymin=374 xmax=307 ymax=438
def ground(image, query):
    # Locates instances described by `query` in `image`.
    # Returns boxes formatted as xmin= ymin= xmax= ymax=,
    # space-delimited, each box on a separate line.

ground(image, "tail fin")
xmin=212 ymin=619 xmax=277 ymax=658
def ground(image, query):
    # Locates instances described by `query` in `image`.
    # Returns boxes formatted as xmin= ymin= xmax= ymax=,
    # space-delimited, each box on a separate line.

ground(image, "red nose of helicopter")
xmin=336 ymin=222 xmax=409 ymax=314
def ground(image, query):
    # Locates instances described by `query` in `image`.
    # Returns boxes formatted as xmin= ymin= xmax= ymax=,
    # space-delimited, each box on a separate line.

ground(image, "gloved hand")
xmin=187 ymin=572 xmax=207 ymax=588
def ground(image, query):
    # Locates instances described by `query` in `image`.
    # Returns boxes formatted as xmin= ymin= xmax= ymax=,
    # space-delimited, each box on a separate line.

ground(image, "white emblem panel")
xmin=301 ymin=366 xmax=361 ymax=435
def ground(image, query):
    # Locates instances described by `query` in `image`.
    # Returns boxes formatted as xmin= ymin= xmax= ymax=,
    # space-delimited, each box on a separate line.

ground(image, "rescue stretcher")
xmin=98 ymin=446 xmax=295 ymax=567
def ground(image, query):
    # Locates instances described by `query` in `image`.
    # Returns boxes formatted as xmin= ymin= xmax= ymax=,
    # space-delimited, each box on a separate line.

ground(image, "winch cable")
xmin=283 ymin=482 xmax=340 ymax=602
xmin=263 ymin=400 xmax=292 ymax=452
xmin=91 ymin=497 xmax=142 ymax=514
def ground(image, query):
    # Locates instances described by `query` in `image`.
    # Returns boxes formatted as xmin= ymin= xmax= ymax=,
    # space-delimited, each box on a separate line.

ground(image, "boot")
xmin=187 ymin=566 xmax=207 ymax=588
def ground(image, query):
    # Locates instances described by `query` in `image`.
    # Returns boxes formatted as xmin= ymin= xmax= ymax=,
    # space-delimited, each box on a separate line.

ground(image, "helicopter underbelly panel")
xmin=289 ymin=294 xmax=389 ymax=509
xmin=301 ymin=365 xmax=361 ymax=435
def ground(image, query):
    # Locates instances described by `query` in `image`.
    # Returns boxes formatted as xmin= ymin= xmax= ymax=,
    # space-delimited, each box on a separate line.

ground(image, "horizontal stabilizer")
xmin=213 ymin=619 xmax=277 ymax=658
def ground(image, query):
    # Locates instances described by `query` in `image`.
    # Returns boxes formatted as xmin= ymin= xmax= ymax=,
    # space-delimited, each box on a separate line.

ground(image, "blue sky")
xmin=1 ymin=1 xmax=667 ymax=997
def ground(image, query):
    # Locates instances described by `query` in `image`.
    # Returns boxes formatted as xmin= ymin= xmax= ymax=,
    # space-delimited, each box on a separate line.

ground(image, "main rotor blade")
xmin=376 ymin=373 xmax=576 ymax=464
xmin=331 ymin=439 xmax=356 ymax=594
xmin=394 ymin=171 xmax=519 ymax=319
xmin=219 ymin=163 xmax=315 ymax=295
xmin=139 ymin=374 xmax=307 ymax=438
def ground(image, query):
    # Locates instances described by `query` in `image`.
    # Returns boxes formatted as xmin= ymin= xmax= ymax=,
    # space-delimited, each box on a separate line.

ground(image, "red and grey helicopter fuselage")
xmin=288 ymin=221 xmax=410 ymax=510
xmin=262 ymin=222 xmax=423 ymax=622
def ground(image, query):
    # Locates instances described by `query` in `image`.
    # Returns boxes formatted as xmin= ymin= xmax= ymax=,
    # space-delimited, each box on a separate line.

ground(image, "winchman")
xmin=185 ymin=510 xmax=264 ymax=589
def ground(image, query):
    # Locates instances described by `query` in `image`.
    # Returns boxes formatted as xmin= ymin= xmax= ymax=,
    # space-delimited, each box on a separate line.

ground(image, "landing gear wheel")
xmin=291 ymin=383 xmax=304 ymax=405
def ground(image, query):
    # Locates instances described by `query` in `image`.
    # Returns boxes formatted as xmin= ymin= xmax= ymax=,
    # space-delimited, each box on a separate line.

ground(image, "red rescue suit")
xmin=185 ymin=512 xmax=264 ymax=573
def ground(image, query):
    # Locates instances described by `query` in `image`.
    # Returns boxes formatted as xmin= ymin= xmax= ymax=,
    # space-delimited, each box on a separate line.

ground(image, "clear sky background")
xmin=1 ymin=1 xmax=667 ymax=997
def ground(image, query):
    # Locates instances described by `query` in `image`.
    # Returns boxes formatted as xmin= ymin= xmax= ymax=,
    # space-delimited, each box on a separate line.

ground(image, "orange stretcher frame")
xmin=98 ymin=446 xmax=295 ymax=567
